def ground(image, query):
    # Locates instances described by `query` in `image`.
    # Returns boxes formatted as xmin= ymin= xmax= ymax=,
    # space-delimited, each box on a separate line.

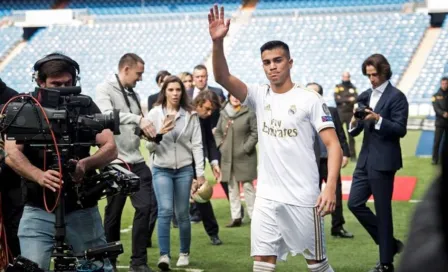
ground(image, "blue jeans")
xmin=152 ymin=165 xmax=194 ymax=257
xmin=18 ymin=205 xmax=113 ymax=271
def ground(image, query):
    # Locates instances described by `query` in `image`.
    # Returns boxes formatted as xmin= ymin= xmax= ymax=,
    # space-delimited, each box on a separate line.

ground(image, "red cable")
xmin=1 ymin=94 xmax=62 ymax=213
xmin=0 ymin=194 xmax=9 ymax=267
xmin=115 ymin=158 xmax=131 ymax=171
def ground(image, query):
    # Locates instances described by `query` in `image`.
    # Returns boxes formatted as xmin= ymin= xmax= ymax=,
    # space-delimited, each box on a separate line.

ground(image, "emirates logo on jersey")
xmin=262 ymin=119 xmax=298 ymax=138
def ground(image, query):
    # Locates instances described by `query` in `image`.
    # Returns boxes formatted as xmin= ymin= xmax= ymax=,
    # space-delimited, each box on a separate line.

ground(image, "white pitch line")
xmin=117 ymin=266 xmax=204 ymax=272
xmin=409 ymin=200 xmax=422 ymax=203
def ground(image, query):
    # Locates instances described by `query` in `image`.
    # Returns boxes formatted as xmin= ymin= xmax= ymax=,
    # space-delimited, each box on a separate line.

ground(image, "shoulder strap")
xmin=115 ymin=74 xmax=143 ymax=117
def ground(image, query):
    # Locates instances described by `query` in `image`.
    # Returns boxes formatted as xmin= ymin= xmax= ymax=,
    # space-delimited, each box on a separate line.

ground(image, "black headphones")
xmin=33 ymin=53 xmax=81 ymax=86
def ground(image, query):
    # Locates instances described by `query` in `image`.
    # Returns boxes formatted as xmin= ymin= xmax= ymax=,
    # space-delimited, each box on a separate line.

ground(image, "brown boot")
xmin=226 ymin=218 xmax=242 ymax=228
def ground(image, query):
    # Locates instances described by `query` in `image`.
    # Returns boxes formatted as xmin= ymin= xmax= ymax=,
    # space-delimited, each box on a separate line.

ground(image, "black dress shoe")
xmin=369 ymin=263 xmax=394 ymax=272
xmin=210 ymin=235 xmax=223 ymax=245
xmin=331 ymin=228 xmax=354 ymax=238
xmin=226 ymin=218 xmax=242 ymax=228
xmin=394 ymin=239 xmax=404 ymax=255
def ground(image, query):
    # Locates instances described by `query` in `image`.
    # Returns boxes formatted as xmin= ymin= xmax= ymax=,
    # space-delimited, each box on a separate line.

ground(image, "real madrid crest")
xmin=264 ymin=104 xmax=271 ymax=111
xmin=288 ymin=105 xmax=297 ymax=115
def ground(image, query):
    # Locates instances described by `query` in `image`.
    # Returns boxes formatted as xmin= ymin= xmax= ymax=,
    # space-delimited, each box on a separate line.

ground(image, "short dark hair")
xmin=118 ymin=53 xmax=145 ymax=70
xmin=193 ymin=90 xmax=220 ymax=110
xmin=37 ymin=59 xmax=77 ymax=85
xmin=362 ymin=54 xmax=392 ymax=80
xmin=154 ymin=76 xmax=193 ymax=112
xmin=193 ymin=64 xmax=207 ymax=72
xmin=155 ymin=70 xmax=171 ymax=85
xmin=306 ymin=82 xmax=323 ymax=95
xmin=441 ymin=77 xmax=448 ymax=82
xmin=260 ymin=40 xmax=290 ymax=59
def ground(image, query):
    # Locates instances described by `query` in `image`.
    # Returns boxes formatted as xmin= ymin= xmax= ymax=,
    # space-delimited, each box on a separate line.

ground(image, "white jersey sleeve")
xmin=309 ymin=95 xmax=335 ymax=133
xmin=242 ymin=84 xmax=264 ymax=111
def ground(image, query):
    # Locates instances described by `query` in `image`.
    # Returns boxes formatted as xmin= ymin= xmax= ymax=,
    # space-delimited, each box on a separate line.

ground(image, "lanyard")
xmin=115 ymin=74 xmax=143 ymax=117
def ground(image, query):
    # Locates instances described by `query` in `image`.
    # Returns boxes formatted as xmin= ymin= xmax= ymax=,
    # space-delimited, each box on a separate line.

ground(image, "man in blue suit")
xmin=347 ymin=54 xmax=408 ymax=272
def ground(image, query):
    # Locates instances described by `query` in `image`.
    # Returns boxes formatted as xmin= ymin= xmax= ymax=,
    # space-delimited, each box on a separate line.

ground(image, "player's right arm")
xmin=5 ymin=140 xmax=61 ymax=192
xmin=209 ymin=5 xmax=248 ymax=103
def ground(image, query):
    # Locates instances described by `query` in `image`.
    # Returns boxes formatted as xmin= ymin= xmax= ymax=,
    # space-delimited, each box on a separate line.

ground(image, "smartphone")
xmin=166 ymin=114 xmax=176 ymax=123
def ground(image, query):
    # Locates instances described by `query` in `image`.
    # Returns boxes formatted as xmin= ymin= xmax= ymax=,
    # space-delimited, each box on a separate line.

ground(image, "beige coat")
xmin=214 ymin=103 xmax=258 ymax=182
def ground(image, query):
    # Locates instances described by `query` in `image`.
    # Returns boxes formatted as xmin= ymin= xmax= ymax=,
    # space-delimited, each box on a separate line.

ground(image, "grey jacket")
xmin=145 ymin=105 xmax=204 ymax=177
xmin=95 ymin=74 xmax=144 ymax=164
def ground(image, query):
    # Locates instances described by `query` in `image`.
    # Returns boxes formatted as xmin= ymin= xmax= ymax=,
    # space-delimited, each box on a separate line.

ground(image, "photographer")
xmin=347 ymin=54 xmax=408 ymax=272
xmin=96 ymin=53 xmax=157 ymax=272
xmin=4 ymin=53 xmax=117 ymax=271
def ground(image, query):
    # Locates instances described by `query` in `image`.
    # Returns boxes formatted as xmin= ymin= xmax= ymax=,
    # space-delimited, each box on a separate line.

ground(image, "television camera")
xmin=0 ymin=86 xmax=140 ymax=271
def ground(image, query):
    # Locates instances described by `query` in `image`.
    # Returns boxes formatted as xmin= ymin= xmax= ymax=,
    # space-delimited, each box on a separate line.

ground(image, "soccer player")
xmin=208 ymin=5 xmax=342 ymax=272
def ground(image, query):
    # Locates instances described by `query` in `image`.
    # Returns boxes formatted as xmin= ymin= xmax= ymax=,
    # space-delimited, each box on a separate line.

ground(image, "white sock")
xmin=253 ymin=261 xmax=276 ymax=272
xmin=307 ymin=259 xmax=334 ymax=272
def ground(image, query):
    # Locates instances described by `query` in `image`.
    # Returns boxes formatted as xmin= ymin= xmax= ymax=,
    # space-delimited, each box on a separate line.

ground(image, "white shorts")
xmin=251 ymin=197 xmax=326 ymax=261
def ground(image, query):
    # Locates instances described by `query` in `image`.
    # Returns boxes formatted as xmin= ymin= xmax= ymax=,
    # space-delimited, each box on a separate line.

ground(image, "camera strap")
xmin=115 ymin=74 xmax=143 ymax=117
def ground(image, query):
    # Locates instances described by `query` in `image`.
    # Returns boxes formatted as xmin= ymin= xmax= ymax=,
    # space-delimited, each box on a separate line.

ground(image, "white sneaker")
xmin=157 ymin=255 xmax=170 ymax=271
xmin=176 ymin=253 xmax=190 ymax=267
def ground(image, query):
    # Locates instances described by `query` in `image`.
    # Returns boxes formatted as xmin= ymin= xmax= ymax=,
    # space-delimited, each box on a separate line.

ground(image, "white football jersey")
xmin=243 ymin=84 xmax=335 ymax=207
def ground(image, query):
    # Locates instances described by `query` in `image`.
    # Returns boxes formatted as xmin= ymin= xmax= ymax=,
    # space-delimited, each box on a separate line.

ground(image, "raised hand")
xmin=208 ymin=4 xmax=231 ymax=41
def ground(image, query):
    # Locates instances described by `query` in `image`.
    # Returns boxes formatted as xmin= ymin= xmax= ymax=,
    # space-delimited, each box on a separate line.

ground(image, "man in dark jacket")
xmin=334 ymin=72 xmax=358 ymax=160
xmin=0 ymin=78 xmax=23 ymax=259
xmin=308 ymin=82 xmax=354 ymax=239
xmin=431 ymin=76 xmax=448 ymax=165
xmin=190 ymin=90 xmax=223 ymax=245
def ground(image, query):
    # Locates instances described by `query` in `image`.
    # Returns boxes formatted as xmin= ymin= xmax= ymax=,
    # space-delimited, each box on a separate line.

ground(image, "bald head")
xmin=342 ymin=72 xmax=351 ymax=82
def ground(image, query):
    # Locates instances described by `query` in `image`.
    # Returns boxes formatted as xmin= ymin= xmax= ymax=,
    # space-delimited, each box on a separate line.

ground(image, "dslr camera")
xmin=354 ymin=105 xmax=373 ymax=120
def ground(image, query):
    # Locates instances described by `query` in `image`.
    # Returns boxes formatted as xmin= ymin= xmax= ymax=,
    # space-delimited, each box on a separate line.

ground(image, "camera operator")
xmin=0 ymin=78 xmax=23 ymax=260
xmin=4 ymin=53 xmax=117 ymax=271
xmin=347 ymin=54 xmax=408 ymax=272
xmin=96 ymin=53 xmax=157 ymax=272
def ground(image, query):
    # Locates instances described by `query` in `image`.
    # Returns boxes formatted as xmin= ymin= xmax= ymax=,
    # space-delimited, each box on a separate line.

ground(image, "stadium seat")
xmin=409 ymin=22 xmax=448 ymax=107
xmin=223 ymin=12 xmax=428 ymax=106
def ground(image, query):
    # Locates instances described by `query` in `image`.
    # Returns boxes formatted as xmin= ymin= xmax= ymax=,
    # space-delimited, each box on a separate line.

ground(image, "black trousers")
xmin=103 ymin=162 xmax=157 ymax=266
xmin=1 ymin=186 xmax=24 ymax=259
xmin=348 ymin=165 xmax=397 ymax=264
xmin=339 ymin=111 xmax=357 ymax=158
xmin=189 ymin=201 xmax=219 ymax=237
xmin=318 ymin=158 xmax=345 ymax=232
xmin=432 ymin=126 xmax=447 ymax=163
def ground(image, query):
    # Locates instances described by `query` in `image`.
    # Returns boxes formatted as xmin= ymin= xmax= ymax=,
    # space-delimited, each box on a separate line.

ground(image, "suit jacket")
xmin=314 ymin=106 xmax=350 ymax=163
xmin=349 ymin=83 xmax=409 ymax=171
xmin=147 ymin=92 xmax=159 ymax=112
xmin=199 ymin=116 xmax=220 ymax=164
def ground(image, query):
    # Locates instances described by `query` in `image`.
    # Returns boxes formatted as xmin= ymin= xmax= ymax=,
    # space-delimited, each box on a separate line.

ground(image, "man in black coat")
xmin=308 ymin=82 xmax=354 ymax=239
xmin=431 ymin=76 xmax=448 ymax=165
xmin=0 ymin=78 xmax=24 ymax=259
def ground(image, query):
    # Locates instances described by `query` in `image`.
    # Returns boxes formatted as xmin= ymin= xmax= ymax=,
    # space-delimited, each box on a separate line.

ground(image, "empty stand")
xmin=0 ymin=27 xmax=23 ymax=58
xmin=408 ymin=22 xmax=448 ymax=107
xmin=68 ymin=0 xmax=241 ymax=15
xmin=0 ymin=20 xmax=212 ymax=100
xmin=224 ymin=12 xmax=428 ymax=106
